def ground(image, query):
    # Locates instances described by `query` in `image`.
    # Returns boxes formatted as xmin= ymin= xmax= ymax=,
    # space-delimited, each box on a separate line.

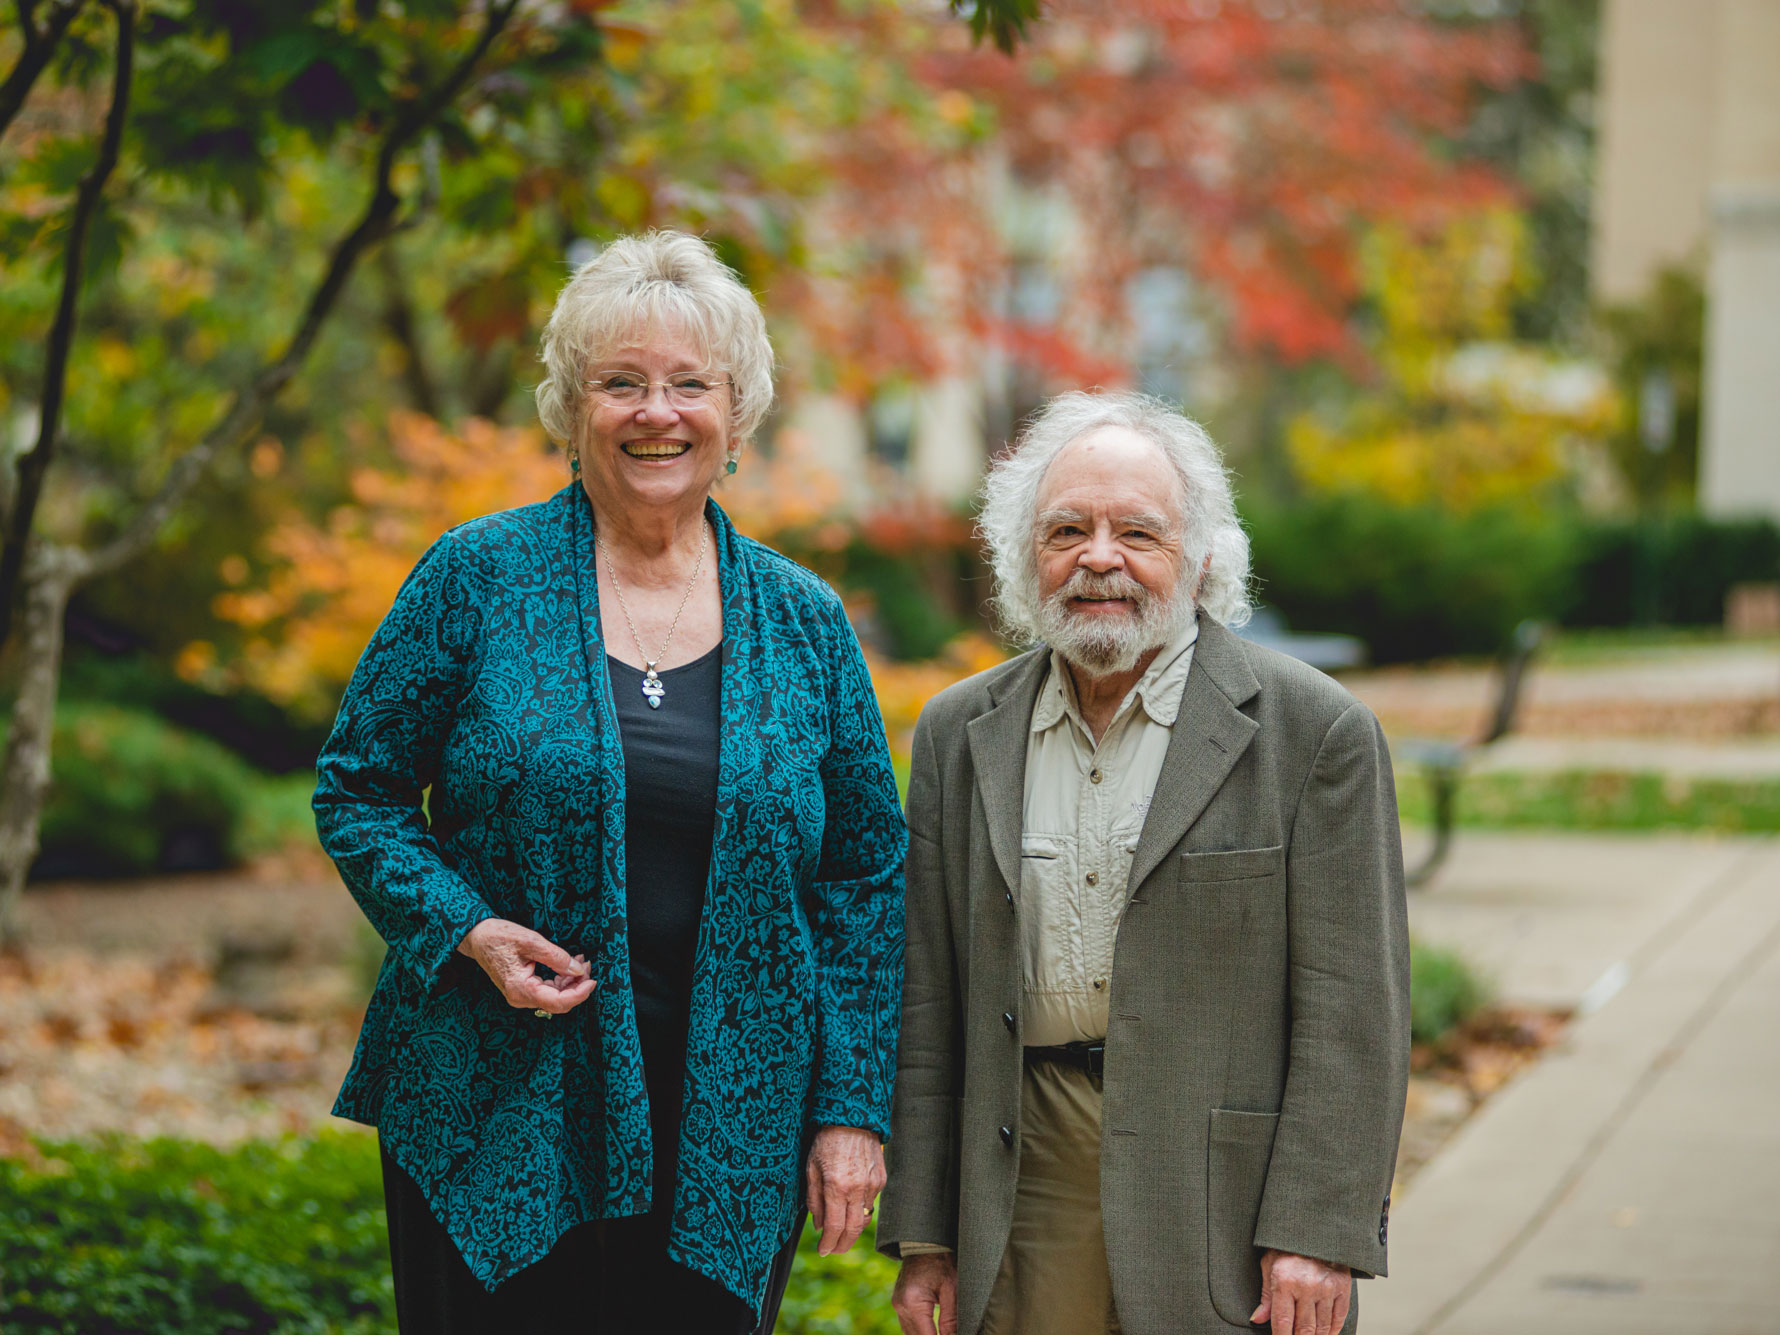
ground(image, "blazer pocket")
xmin=1179 ymin=845 xmax=1283 ymax=884
xmin=1206 ymin=1107 xmax=1281 ymax=1327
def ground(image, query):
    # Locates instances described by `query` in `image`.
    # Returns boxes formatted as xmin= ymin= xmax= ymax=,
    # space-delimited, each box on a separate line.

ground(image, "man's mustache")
xmin=1053 ymin=571 xmax=1148 ymax=604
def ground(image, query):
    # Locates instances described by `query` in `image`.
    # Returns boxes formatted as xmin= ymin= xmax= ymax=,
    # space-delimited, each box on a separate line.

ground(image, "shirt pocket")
xmin=1108 ymin=814 xmax=1145 ymax=905
xmin=1019 ymin=832 xmax=1082 ymax=992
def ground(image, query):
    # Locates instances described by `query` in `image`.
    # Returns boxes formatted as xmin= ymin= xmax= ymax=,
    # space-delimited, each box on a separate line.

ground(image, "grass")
xmin=1540 ymin=625 xmax=1779 ymax=667
xmin=1397 ymin=768 xmax=1780 ymax=834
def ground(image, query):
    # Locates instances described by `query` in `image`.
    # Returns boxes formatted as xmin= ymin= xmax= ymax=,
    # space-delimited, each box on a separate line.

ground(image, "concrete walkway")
xmin=1470 ymin=735 xmax=1780 ymax=780
xmin=1374 ymin=832 xmax=1780 ymax=1333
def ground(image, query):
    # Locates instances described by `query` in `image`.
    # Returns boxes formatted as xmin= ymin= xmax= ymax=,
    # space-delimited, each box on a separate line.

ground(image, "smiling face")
xmin=1032 ymin=425 xmax=1193 ymax=675
xmin=573 ymin=328 xmax=733 ymax=520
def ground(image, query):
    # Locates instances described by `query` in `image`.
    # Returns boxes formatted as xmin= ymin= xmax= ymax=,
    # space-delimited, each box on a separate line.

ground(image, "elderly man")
xmin=879 ymin=391 xmax=1409 ymax=1335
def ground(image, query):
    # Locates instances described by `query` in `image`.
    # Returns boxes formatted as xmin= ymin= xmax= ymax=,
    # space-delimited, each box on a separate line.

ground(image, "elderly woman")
xmin=314 ymin=230 xmax=905 ymax=1333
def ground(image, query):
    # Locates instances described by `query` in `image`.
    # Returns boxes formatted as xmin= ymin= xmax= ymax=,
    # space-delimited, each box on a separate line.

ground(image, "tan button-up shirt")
xmin=1018 ymin=620 xmax=1199 ymax=1048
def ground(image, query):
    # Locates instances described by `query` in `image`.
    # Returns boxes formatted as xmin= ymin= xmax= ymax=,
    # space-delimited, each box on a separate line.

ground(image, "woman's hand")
xmin=804 ymin=1125 xmax=886 ymax=1256
xmin=458 ymin=919 xmax=596 ymax=1014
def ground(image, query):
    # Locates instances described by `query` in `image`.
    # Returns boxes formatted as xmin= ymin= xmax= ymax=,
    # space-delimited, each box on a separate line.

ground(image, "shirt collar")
xmin=1030 ymin=617 xmax=1201 ymax=736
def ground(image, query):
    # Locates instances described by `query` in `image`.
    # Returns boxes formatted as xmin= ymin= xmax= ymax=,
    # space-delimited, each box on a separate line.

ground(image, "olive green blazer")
xmin=878 ymin=614 xmax=1410 ymax=1335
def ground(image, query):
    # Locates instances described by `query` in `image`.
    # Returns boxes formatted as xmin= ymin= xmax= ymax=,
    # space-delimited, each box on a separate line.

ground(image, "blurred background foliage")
xmin=4 ymin=3 xmax=1777 ymax=1328
xmin=0 ymin=0 xmax=1771 ymax=885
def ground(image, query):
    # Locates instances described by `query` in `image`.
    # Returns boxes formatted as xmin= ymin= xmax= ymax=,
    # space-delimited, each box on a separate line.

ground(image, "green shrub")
xmin=0 ymin=1133 xmax=909 ymax=1335
xmin=1409 ymin=941 xmax=1491 ymax=1045
xmin=1566 ymin=514 xmax=1780 ymax=627
xmin=779 ymin=1221 xmax=900 ymax=1334
xmin=238 ymin=770 xmax=325 ymax=859
xmin=34 ymin=703 xmax=265 ymax=877
xmin=0 ymin=1134 xmax=392 ymax=1335
xmin=1243 ymin=494 xmax=1576 ymax=664
xmin=1244 ymin=494 xmax=1780 ymax=662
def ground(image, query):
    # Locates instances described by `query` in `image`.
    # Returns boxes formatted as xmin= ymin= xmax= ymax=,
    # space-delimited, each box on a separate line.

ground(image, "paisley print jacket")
xmin=313 ymin=485 xmax=906 ymax=1311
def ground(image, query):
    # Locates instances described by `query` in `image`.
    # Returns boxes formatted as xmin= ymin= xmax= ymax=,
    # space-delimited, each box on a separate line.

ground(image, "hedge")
xmin=1244 ymin=494 xmax=1780 ymax=663
xmin=0 ymin=1134 xmax=903 ymax=1334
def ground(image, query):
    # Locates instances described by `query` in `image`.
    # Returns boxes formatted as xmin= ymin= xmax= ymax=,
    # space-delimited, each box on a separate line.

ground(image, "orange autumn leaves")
xmin=189 ymin=414 xmax=1006 ymax=763
xmin=184 ymin=415 xmax=565 ymax=718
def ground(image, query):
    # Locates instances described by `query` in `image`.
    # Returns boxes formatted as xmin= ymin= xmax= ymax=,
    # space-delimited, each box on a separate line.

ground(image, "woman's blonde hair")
xmin=535 ymin=230 xmax=776 ymax=447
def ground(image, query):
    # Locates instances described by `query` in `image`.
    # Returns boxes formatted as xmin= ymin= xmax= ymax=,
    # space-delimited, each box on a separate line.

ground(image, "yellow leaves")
xmin=1365 ymin=209 xmax=1536 ymax=346
xmin=1292 ymin=208 xmax=1620 ymax=512
xmin=594 ymin=173 xmax=653 ymax=228
xmin=175 ymin=640 xmax=218 ymax=685
xmin=866 ymin=633 xmax=1007 ymax=768
xmin=934 ymin=88 xmax=978 ymax=129
xmin=603 ymin=25 xmax=649 ymax=73
xmin=93 ymin=336 xmax=136 ymax=381
xmin=1289 ymin=411 xmax=1567 ymax=512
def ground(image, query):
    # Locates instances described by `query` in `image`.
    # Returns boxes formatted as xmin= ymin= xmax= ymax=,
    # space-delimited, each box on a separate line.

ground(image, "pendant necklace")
xmin=596 ymin=521 xmax=708 ymax=710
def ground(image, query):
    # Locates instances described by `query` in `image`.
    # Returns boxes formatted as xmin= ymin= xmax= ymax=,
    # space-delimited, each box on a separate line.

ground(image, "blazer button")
xmin=999 ymin=1125 xmax=1014 ymax=1147
xmin=1002 ymin=1011 xmax=1015 ymax=1033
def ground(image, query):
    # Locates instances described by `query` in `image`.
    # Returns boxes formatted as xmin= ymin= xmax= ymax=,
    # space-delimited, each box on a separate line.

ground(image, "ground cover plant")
xmin=0 ymin=1134 xmax=392 ymax=1335
xmin=0 ymin=1131 xmax=904 ymax=1335
xmin=1409 ymin=941 xmax=1492 ymax=1046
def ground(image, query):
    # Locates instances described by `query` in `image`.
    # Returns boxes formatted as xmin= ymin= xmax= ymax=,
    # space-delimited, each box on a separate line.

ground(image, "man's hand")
xmin=458 ymin=919 xmax=595 ymax=1014
xmin=804 ymin=1125 xmax=886 ymax=1256
xmin=1251 ymin=1249 xmax=1351 ymax=1335
xmin=892 ymin=1252 xmax=958 ymax=1335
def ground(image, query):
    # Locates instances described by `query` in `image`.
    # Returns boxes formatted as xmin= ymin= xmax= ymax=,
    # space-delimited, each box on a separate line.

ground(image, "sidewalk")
xmin=1469 ymin=735 xmax=1780 ymax=780
xmin=1373 ymin=832 xmax=1780 ymax=1334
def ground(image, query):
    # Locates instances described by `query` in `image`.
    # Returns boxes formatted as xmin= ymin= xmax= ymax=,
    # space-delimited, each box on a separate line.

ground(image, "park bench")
xmin=1398 ymin=620 xmax=1545 ymax=888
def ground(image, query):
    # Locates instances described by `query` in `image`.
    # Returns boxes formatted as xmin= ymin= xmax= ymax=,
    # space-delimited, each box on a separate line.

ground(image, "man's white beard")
xmin=1036 ymin=568 xmax=1195 ymax=677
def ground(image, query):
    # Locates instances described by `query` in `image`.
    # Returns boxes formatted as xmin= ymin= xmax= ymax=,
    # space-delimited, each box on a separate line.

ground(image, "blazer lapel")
xmin=1126 ymin=617 xmax=1261 ymax=894
xmin=966 ymin=649 xmax=1049 ymax=900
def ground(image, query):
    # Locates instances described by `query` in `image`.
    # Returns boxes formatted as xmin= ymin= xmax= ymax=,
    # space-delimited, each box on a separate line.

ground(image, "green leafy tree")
xmin=0 ymin=0 xmax=1031 ymax=933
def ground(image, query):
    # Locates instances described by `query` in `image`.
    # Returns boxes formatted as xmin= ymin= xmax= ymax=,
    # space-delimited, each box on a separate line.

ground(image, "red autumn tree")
xmin=781 ymin=0 xmax=1533 ymax=391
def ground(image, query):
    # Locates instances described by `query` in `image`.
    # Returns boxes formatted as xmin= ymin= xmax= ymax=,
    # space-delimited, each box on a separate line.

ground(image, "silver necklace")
xmin=596 ymin=522 xmax=709 ymax=710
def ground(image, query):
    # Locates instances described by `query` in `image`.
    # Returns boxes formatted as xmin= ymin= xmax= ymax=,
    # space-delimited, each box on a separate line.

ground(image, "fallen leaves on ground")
xmin=0 ymin=948 xmax=362 ymax=1155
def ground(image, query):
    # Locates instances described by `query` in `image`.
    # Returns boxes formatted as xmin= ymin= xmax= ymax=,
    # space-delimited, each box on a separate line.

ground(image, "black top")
xmin=607 ymin=643 xmax=723 ymax=1062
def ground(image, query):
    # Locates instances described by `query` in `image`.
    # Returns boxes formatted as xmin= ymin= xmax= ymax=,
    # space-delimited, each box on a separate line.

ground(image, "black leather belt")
xmin=1023 ymin=1042 xmax=1105 ymax=1077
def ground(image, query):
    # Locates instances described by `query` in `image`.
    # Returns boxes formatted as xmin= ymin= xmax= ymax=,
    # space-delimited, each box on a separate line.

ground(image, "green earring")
xmin=726 ymin=458 xmax=738 ymax=475
xmin=570 ymin=455 xmax=581 ymax=476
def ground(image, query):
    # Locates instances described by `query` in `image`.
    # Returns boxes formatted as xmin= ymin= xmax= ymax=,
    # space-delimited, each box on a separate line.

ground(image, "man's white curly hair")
xmin=979 ymin=390 xmax=1254 ymax=642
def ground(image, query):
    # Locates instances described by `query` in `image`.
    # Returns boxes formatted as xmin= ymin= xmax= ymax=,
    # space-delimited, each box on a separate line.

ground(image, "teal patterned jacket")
xmin=313 ymin=485 xmax=906 ymax=1310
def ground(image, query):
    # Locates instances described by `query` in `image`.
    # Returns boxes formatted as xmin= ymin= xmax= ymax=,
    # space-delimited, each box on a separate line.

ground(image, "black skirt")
xmin=380 ymin=1022 xmax=802 ymax=1335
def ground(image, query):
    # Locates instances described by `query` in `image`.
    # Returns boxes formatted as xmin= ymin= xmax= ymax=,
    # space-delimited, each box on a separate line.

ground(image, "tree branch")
xmin=0 ymin=0 xmax=87 ymax=143
xmin=380 ymin=244 xmax=442 ymax=418
xmin=82 ymin=0 xmax=522 ymax=580
xmin=0 ymin=0 xmax=130 ymax=643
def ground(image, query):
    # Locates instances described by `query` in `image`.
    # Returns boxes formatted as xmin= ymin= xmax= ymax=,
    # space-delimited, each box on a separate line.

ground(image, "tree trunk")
xmin=0 ymin=546 xmax=78 ymax=942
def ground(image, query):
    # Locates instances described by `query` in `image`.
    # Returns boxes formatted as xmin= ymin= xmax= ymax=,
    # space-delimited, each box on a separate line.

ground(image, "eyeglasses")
xmin=581 ymin=371 xmax=734 ymax=407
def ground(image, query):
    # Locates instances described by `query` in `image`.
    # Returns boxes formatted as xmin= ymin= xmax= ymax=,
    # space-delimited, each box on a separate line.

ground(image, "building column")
xmin=1700 ymin=187 xmax=1780 ymax=518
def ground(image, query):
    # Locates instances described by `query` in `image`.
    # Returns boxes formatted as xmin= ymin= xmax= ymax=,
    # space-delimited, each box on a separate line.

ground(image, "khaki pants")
xmin=981 ymin=1061 xmax=1122 ymax=1335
